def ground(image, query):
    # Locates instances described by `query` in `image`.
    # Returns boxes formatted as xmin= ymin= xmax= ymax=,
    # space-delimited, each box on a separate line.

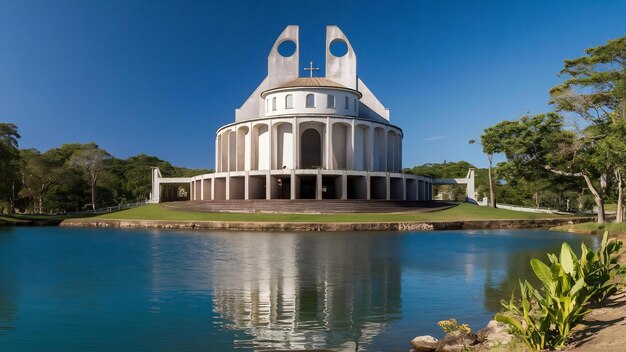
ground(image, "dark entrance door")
xmin=322 ymin=178 xmax=336 ymax=199
xmin=300 ymin=177 xmax=316 ymax=199
xmin=300 ymin=129 xmax=322 ymax=169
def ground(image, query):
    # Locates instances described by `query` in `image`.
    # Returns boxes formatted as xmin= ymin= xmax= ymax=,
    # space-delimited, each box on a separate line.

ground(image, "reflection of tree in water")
xmin=0 ymin=228 xmax=17 ymax=332
xmin=210 ymin=232 xmax=402 ymax=351
xmin=483 ymin=249 xmax=545 ymax=312
xmin=483 ymin=236 xmax=598 ymax=313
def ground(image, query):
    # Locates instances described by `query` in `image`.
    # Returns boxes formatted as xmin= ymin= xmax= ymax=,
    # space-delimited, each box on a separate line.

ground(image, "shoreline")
xmin=60 ymin=216 xmax=596 ymax=232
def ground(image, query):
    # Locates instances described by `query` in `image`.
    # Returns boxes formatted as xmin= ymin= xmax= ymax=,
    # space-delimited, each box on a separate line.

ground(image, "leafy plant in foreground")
xmin=495 ymin=232 xmax=623 ymax=350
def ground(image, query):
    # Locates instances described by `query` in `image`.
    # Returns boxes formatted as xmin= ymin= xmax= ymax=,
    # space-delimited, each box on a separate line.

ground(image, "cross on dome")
xmin=304 ymin=61 xmax=319 ymax=78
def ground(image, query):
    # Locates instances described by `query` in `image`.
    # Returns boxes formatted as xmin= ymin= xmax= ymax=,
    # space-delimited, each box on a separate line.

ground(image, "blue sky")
xmin=1 ymin=0 xmax=625 ymax=169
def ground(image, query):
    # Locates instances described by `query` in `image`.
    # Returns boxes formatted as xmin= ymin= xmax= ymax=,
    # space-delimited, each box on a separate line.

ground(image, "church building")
xmin=150 ymin=25 xmax=433 ymax=203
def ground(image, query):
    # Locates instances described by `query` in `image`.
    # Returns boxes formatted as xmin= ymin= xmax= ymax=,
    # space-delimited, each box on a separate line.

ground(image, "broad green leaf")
xmin=531 ymin=259 xmax=552 ymax=286
xmin=560 ymin=243 xmax=575 ymax=275
xmin=495 ymin=313 xmax=523 ymax=331
xmin=570 ymin=277 xmax=585 ymax=297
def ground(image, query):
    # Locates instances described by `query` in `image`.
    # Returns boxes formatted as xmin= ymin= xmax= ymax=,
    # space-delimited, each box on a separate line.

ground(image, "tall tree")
xmin=0 ymin=123 xmax=21 ymax=213
xmin=550 ymin=35 xmax=626 ymax=223
xmin=70 ymin=144 xmax=111 ymax=210
xmin=473 ymin=123 xmax=512 ymax=208
xmin=19 ymin=149 xmax=59 ymax=213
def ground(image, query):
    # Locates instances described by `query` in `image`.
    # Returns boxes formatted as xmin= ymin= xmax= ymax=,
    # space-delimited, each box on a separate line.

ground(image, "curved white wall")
xmin=264 ymin=88 xmax=359 ymax=117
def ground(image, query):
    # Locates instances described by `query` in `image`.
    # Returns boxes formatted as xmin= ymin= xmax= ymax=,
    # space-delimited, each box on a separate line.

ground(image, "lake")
xmin=0 ymin=227 xmax=596 ymax=351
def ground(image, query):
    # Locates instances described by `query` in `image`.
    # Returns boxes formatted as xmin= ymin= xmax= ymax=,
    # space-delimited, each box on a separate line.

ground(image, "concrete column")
xmin=245 ymin=122 xmax=252 ymax=171
xmin=399 ymin=133 xmax=403 ymax=171
xmin=386 ymin=174 xmax=390 ymax=200
xmin=215 ymin=134 xmax=219 ymax=173
xmin=383 ymin=127 xmax=389 ymax=173
xmin=211 ymin=175 xmax=215 ymax=200
xmin=226 ymin=132 xmax=230 ymax=172
xmin=150 ymin=168 xmax=160 ymax=203
xmin=244 ymin=171 xmax=249 ymax=200
xmin=269 ymin=120 xmax=273 ymax=170
xmin=415 ymin=176 xmax=419 ymax=201
xmin=350 ymin=119 xmax=355 ymax=170
xmin=325 ymin=117 xmax=331 ymax=169
xmin=266 ymin=173 xmax=271 ymax=200
xmin=293 ymin=117 xmax=298 ymax=169
xmin=366 ymin=172 xmax=371 ymax=200
xmin=316 ymin=169 xmax=322 ymax=200
xmin=290 ymin=169 xmax=296 ymax=199
xmin=466 ymin=168 xmax=476 ymax=202
xmin=225 ymin=175 xmax=230 ymax=200
xmin=402 ymin=175 xmax=407 ymax=201
xmin=341 ymin=172 xmax=347 ymax=200
xmin=429 ymin=181 xmax=433 ymax=200
xmin=200 ymin=176 xmax=204 ymax=200
xmin=369 ymin=126 xmax=375 ymax=171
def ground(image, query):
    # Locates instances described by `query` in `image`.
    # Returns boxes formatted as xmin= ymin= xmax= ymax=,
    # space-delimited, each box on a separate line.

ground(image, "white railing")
xmin=50 ymin=200 xmax=148 ymax=216
xmin=494 ymin=203 xmax=592 ymax=215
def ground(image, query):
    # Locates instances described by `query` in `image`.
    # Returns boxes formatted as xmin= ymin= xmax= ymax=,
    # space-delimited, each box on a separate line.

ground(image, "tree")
xmin=19 ymin=149 xmax=60 ymax=213
xmin=0 ymin=123 xmax=21 ymax=213
xmin=473 ymin=122 xmax=513 ymax=208
xmin=480 ymin=113 xmax=614 ymax=224
xmin=550 ymin=35 xmax=626 ymax=223
xmin=70 ymin=144 xmax=111 ymax=210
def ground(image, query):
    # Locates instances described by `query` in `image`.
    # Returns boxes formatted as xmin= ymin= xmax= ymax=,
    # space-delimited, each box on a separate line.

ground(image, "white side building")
xmin=151 ymin=25 xmax=433 ymax=203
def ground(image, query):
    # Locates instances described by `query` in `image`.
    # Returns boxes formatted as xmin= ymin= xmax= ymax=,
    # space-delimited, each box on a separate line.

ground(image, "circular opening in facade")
xmin=329 ymin=39 xmax=348 ymax=57
xmin=277 ymin=40 xmax=296 ymax=57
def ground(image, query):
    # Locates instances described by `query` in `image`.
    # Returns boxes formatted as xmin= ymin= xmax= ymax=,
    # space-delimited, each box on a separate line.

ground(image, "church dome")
xmin=261 ymin=77 xmax=362 ymax=98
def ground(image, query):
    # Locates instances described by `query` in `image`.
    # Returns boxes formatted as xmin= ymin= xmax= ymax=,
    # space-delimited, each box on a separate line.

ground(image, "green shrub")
xmin=496 ymin=232 xmax=623 ymax=351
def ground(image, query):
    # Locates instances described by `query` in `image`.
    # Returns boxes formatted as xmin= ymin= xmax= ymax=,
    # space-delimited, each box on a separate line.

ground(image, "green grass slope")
xmin=94 ymin=203 xmax=577 ymax=223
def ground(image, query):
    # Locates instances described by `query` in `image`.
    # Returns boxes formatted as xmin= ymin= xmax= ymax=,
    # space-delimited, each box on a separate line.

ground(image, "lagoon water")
xmin=0 ymin=227 xmax=596 ymax=351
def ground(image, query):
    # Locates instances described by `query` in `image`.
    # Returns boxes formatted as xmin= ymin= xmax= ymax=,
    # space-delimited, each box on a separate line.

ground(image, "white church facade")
xmin=150 ymin=25 xmax=434 ymax=203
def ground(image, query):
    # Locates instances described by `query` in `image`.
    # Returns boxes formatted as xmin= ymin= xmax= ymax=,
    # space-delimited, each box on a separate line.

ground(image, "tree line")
xmin=0 ymin=124 xmax=210 ymax=214
xmin=474 ymin=35 xmax=626 ymax=224
xmin=405 ymin=160 xmax=595 ymax=211
xmin=1 ymin=122 xmax=598 ymax=214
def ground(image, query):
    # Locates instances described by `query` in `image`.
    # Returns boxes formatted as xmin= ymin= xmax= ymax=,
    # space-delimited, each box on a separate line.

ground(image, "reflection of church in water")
xmin=150 ymin=25 xmax=433 ymax=202
xmin=209 ymin=233 xmax=402 ymax=351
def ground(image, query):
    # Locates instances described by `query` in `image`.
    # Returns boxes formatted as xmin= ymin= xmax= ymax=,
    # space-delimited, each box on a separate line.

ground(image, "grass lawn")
xmin=93 ymin=203 xmax=581 ymax=223
xmin=552 ymin=221 xmax=626 ymax=236
xmin=0 ymin=213 xmax=87 ymax=225
xmin=0 ymin=215 xmax=29 ymax=224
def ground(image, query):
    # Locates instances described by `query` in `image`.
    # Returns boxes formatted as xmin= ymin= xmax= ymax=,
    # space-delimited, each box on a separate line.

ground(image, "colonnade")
xmin=187 ymin=171 xmax=433 ymax=202
xmin=215 ymin=117 xmax=403 ymax=173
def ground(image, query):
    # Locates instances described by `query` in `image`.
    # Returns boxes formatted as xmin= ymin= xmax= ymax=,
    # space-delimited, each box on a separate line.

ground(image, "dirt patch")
xmin=566 ymin=291 xmax=626 ymax=351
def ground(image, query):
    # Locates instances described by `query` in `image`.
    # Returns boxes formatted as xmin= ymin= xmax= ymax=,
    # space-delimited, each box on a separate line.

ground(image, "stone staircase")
xmin=163 ymin=200 xmax=454 ymax=214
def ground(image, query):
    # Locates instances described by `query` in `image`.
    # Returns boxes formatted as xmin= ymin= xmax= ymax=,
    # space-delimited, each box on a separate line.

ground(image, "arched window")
xmin=306 ymin=94 xmax=315 ymax=108
xmin=285 ymin=94 xmax=293 ymax=109
xmin=354 ymin=98 xmax=357 ymax=111
xmin=327 ymin=94 xmax=335 ymax=108
xmin=344 ymin=96 xmax=349 ymax=109
xmin=272 ymin=97 xmax=277 ymax=111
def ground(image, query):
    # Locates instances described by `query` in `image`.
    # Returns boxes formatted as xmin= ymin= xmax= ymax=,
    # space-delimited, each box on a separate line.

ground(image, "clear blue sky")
xmin=1 ymin=0 xmax=625 ymax=169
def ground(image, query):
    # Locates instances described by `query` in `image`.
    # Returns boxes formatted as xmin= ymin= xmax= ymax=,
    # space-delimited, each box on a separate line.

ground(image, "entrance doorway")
xmin=300 ymin=128 xmax=322 ymax=169
xmin=299 ymin=175 xmax=316 ymax=199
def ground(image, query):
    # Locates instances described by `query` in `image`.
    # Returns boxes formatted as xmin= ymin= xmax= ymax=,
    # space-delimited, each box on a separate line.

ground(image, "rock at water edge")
xmin=411 ymin=335 xmax=439 ymax=351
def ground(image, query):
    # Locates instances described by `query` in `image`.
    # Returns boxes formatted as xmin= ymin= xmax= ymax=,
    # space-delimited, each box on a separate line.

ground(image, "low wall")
xmin=60 ymin=217 xmax=596 ymax=232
